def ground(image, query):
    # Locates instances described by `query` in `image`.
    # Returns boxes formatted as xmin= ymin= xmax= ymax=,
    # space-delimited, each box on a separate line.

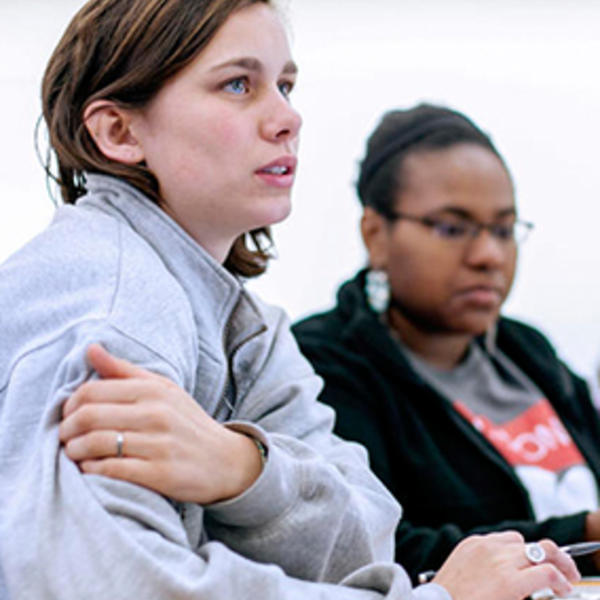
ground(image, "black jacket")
xmin=293 ymin=270 xmax=600 ymax=581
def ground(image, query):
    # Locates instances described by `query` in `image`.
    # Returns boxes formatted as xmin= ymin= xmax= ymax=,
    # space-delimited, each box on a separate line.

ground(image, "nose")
xmin=260 ymin=89 xmax=302 ymax=143
xmin=464 ymin=229 xmax=513 ymax=271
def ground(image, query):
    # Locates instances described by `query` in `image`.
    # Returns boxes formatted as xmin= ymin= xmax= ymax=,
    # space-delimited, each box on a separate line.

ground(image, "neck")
xmin=387 ymin=307 xmax=473 ymax=370
xmin=160 ymin=202 xmax=236 ymax=265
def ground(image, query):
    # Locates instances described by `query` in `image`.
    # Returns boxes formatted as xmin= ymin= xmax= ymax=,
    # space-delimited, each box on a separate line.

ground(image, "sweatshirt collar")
xmin=79 ymin=173 xmax=261 ymax=337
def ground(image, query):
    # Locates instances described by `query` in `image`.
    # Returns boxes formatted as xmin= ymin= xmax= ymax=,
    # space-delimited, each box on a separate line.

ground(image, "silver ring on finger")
xmin=116 ymin=432 xmax=124 ymax=458
xmin=525 ymin=542 xmax=546 ymax=564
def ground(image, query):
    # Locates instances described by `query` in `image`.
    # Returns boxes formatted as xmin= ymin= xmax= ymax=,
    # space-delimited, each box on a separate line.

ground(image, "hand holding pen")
xmin=419 ymin=532 xmax=581 ymax=600
xmin=418 ymin=541 xmax=600 ymax=584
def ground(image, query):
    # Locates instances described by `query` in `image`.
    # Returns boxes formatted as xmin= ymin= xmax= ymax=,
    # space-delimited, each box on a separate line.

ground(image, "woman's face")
xmin=368 ymin=143 xmax=517 ymax=336
xmin=130 ymin=3 xmax=301 ymax=261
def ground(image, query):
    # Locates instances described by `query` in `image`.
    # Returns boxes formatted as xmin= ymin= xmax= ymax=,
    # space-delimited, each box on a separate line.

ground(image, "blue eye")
xmin=223 ymin=77 xmax=249 ymax=95
xmin=278 ymin=80 xmax=294 ymax=98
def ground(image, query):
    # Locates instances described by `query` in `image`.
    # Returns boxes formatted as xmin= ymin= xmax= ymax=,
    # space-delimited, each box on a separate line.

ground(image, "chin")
xmin=450 ymin=313 xmax=498 ymax=337
xmin=258 ymin=197 xmax=292 ymax=227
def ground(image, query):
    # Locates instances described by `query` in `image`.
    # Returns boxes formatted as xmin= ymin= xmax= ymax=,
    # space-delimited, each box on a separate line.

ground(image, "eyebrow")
xmin=435 ymin=206 xmax=517 ymax=219
xmin=210 ymin=57 xmax=298 ymax=75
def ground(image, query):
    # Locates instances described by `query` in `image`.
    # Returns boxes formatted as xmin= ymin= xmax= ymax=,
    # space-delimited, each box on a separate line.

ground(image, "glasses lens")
xmin=489 ymin=223 xmax=515 ymax=241
xmin=430 ymin=219 xmax=470 ymax=239
xmin=513 ymin=220 xmax=534 ymax=244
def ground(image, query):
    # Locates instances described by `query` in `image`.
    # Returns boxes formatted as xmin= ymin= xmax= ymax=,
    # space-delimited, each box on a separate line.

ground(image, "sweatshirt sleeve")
xmin=202 ymin=305 xmax=404 ymax=584
xmin=0 ymin=323 xmax=453 ymax=600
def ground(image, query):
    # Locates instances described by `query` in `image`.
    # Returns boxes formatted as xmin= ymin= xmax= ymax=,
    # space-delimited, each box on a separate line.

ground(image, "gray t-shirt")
xmin=402 ymin=340 xmax=599 ymax=521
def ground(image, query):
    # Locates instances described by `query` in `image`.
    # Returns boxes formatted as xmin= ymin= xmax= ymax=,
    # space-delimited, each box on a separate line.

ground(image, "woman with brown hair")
xmin=0 ymin=2 xmax=580 ymax=599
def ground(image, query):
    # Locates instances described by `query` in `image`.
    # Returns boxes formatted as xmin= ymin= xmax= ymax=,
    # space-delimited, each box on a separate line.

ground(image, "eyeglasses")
xmin=387 ymin=211 xmax=534 ymax=244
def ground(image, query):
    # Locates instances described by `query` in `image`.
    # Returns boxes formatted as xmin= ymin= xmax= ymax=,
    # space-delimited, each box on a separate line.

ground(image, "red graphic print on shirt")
xmin=453 ymin=399 xmax=584 ymax=472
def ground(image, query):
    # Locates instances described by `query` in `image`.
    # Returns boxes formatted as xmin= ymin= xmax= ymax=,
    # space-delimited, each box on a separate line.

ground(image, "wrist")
xmin=219 ymin=428 xmax=265 ymax=501
xmin=585 ymin=511 xmax=599 ymax=541
xmin=249 ymin=435 xmax=268 ymax=467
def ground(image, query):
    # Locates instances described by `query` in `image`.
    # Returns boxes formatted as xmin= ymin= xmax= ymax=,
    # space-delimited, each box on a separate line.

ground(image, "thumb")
xmin=86 ymin=344 xmax=153 ymax=380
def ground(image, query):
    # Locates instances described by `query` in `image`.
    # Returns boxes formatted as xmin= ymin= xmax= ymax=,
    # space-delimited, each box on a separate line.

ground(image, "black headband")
xmin=357 ymin=115 xmax=471 ymax=204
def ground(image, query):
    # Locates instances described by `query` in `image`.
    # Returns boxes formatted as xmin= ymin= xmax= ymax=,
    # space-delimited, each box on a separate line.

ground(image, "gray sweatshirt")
xmin=0 ymin=174 xmax=450 ymax=600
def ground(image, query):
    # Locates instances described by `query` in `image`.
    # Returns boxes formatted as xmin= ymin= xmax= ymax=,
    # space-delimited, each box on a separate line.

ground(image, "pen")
xmin=417 ymin=541 xmax=600 ymax=584
xmin=559 ymin=541 xmax=600 ymax=557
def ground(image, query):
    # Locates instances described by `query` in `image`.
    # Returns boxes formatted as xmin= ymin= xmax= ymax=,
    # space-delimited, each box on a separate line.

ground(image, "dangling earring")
xmin=365 ymin=269 xmax=390 ymax=314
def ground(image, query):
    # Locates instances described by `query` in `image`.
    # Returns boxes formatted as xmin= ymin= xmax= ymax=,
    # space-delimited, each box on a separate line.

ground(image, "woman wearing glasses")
xmin=293 ymin=103 xmax=600 ymax=582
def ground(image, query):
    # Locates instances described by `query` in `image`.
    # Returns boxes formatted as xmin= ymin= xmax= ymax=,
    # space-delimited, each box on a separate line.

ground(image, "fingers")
xmin=514 ymin=539 xmax=580 ymax=600
xmin=86 ymin=344 xmax=154 ymax=381
xmin=515 ymin=563 xmax=574 ymax=599
xmin=63 ymin=430 xmax=162 ymax=461
xmin=62 ymin=345 xmax=175 ymax=418
xmin=60 ymin=401 xmax=173 ymax=442
xmin=63 ymin=377 xmax=168 ymax=418
xmin=64 ymin=429 xmax=124 ymax=460
xmin=78 ymin=456 xmax=194 ymax=501
xmin=78 ymin=456 xmax=162 ymax=490
xmin=538 ymin=539 xmax=580 ymax=583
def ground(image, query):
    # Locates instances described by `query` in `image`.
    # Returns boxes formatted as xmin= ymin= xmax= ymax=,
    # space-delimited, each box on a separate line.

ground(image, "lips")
xmin=255 ymin=155 xmax=297 ymax=188
xmin=455 ymin=285 xmax=504 ymax=308
xmin=256 ymin=155 xmax=297 ymax=176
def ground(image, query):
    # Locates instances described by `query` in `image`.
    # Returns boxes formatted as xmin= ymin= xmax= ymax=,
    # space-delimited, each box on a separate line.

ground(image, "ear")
xmin=83 ymin=100 xmax=145 ymax=164
xmin=360 ymin=206 xmax=392 ymax=270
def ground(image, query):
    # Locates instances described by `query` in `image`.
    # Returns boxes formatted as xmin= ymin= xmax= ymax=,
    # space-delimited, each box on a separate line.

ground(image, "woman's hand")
xmin=432 ymin=532 xmax=580 ymax=600
xmin=59 ymin=344 xmax=263 ymax=504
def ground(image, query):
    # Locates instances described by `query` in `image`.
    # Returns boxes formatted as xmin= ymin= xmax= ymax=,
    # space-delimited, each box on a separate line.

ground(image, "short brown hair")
xmin=42 ymin=0 xmax=273 ymax=277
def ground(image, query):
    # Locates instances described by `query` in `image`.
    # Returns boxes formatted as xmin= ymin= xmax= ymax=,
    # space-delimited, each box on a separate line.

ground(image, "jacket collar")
xmin=335 ymin=269 xmax=424 ymax=383
xmin=337 ymin=270 xmax=575 ymax=404
xmin=495 ymin=319 xmax=576 ymax=408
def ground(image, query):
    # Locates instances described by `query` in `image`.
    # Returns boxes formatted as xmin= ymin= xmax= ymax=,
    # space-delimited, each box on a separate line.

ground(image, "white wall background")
xmin=1 ymin=1 xmax=599 ymax=381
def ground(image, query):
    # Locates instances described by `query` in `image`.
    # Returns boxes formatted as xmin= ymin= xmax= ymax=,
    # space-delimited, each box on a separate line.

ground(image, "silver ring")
xmin=525 ymin=542 xmax=546 ymax=564
xmin=116 ymin=432 xmax=124 ymax=458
